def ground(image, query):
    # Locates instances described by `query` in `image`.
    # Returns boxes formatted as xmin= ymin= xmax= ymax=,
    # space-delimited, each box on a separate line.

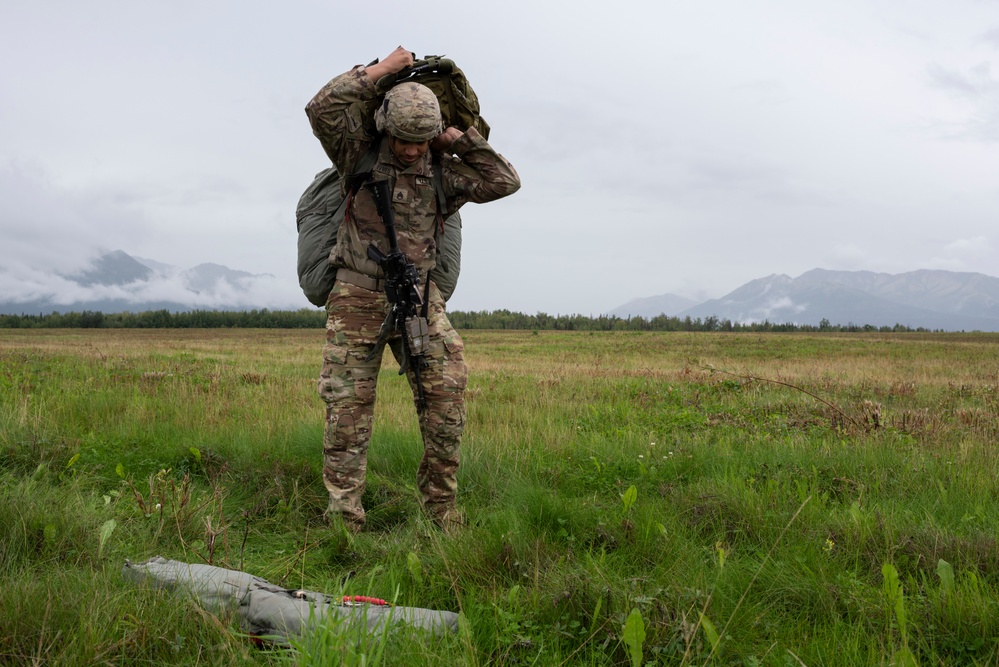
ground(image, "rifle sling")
xmin=348 ymin=137 xmax=447 ymax=217
xmin=342 ymin=135 xmax=447 ymax=302
xmin=421 ymin=276 xmax=431 ymax=319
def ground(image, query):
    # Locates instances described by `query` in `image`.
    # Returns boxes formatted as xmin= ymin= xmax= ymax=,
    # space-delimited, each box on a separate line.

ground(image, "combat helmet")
xmin=374 ymin=82 xmax=443 ymax=142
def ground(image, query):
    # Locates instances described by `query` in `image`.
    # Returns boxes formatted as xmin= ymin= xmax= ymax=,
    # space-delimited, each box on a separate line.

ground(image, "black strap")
xmin=343 ymin=136 xmax=449 ymax=274
xmin=343 ymin=139 xmax=382 ymax=196
xmin=431 ymin=152 xmax=448 ymax=219
xmin=421 ymin=274 xmax=431 ymax=319
xmin=355 ymin=136 xmax=446 ymax=211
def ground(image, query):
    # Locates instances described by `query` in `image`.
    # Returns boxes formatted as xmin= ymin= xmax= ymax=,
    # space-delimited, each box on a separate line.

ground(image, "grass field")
xmin=2 ymin=328 xmax=998 ymax=666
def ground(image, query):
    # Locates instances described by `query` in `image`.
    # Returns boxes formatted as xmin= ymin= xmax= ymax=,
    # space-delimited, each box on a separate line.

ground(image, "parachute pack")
xmin=123 ymin=556 xmax=458 ymax=644
xmin=297 ymin=56 xmax=486 ymax=308
xmin=296 ymin=165 xmax=463 ymax=308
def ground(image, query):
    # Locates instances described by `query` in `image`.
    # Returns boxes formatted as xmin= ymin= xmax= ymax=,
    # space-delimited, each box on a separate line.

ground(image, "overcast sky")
xmin=2 ymin=0 xmax=997 ymax=315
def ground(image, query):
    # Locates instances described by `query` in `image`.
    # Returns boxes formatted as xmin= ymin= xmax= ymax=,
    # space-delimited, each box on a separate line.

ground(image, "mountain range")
xmin=608 ymin=268 xmax=999 ymax=331
xmin=3 ymin=251 xmax=999 ymax=331
xmin=0 ymin=250 xmax=293 ymax=315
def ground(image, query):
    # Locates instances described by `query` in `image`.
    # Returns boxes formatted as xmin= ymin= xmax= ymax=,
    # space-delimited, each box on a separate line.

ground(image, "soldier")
xmin=305 ymin=47 xmax=520 ymax=533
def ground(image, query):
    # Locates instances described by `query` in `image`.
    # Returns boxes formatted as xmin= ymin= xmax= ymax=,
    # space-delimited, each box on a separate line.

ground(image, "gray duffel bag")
xmin=123 ymin=556 xmax=459 ymax=643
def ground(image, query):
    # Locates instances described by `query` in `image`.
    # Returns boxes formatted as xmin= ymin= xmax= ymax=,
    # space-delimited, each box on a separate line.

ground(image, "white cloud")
xmin=926 ymin=236 xmax=994 ymax=271
xmin=826 ymin=244 xmax=871 ymax=270
xmin=0 ymin=267 xmax=306 ymax=311
xmin=0 ymin=161 xmax=149 ymax=274
xmin=2 ymin=0 xmax=999 ymax=315
xmin=926 ymin=61 xmax=999 ymax=142
xmin=944 ymin=235 xmax=993 ymax=258
xmin=759 ymin=297 xmax=807 ymax=319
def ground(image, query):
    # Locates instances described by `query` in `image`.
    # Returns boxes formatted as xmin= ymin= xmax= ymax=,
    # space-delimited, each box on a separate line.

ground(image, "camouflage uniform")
xmin=306 ymin=65 xmax=520 ymax=530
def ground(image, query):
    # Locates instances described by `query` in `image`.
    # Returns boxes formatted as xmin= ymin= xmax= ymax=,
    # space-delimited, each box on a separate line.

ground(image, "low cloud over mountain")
xmin=0 ymin=250 xmax=306 ymax=314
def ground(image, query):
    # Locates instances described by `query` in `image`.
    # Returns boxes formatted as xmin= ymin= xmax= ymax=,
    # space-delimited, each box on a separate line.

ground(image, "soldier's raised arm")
xmin=364 ymin=46 xmax=414 ymax=82
xmin=439 ymin=127 xmax=521 ymax=209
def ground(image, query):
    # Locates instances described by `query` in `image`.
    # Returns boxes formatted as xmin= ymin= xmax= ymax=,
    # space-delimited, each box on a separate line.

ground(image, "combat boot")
xmin=426 ymin=504 xmax=466 ymax=535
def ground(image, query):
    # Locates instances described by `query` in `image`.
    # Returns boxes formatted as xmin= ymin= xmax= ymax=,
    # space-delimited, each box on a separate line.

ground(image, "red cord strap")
xmin=342 ymin=595 xmax=391 ymax=606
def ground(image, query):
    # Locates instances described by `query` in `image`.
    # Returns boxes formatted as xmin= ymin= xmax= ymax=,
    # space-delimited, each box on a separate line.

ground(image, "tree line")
xmin=0 ymin=309 xmax=932 ymax=333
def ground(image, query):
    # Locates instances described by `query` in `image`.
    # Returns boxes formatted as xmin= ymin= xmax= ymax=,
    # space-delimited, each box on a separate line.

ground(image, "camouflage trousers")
xmin=318 ymin=278 xmax=468 ymax=531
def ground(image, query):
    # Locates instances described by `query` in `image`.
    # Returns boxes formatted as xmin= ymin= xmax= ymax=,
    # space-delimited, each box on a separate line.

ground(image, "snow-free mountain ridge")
xmin=609 ymin=269 xmax=999 ymax=331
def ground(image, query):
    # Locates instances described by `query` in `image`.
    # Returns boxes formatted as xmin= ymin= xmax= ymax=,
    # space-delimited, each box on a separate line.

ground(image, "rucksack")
xmin=297 ymin=55 xmax=485 ymax=308
xmin=374 ymin=56 xmax=490 ymax=140
xmin=296 ymin=168 xmax=462 ymax=307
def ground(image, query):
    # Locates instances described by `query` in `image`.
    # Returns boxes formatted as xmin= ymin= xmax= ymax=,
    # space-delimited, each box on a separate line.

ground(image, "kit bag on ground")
xmin=123 ymin=556 xmax=459 ymax=644
xmin=297 ymin=55 xmax=486 ymax=308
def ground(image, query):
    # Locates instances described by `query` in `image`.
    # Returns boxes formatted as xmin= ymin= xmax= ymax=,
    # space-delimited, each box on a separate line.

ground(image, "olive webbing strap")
xmin=431 ymin=152 xmax=449 ymax=220
xmin=423 ymin=57 xmax=459 ymax=130
xmin=430 ymin=152 xmax=450 ymax=277
xmin=343 ymin=138 xmax=383 ymax=197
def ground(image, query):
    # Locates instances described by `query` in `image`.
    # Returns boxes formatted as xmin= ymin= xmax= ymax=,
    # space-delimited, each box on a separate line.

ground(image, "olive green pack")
xmin=297 ymin=56 xmax=485 ymax=308
xmin=374 ymin=56 xmax=490 ymax=140
xmin=296 ymin=165 xmax=462 ymax=307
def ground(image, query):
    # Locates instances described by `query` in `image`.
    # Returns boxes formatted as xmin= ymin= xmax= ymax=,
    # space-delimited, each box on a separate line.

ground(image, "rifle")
xmin=364 ymin=177 xmax=431 ymax=413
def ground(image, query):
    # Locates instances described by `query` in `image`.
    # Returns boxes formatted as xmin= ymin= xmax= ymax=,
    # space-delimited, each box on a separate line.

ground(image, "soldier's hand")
xmin=431 ymin=127 xmax=464 ymax=153
xmin=381 ymin=46 xmax=414 ymax=74
xmin=364 ymin=47 xmax=414 ymax=83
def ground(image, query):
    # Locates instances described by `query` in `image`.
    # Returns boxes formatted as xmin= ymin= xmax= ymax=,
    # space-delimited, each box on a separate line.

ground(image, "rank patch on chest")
xmin=393 ymin=188 xmax=409 ymax=203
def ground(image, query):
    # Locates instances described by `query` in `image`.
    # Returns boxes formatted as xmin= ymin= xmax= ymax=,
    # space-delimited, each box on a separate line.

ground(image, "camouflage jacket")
xmin=306 ymin=65 xmax=521 ymax=278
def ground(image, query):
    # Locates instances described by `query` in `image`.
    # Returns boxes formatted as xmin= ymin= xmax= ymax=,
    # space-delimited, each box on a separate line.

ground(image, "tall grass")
xmin=1 ymin=329 xmax=998 ymax=665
